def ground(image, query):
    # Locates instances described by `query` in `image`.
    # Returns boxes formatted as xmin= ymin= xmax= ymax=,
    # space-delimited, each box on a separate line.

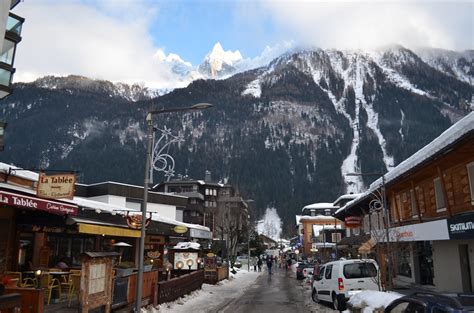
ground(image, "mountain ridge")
xmin=2 ymin=45 xmax=472 ymax=234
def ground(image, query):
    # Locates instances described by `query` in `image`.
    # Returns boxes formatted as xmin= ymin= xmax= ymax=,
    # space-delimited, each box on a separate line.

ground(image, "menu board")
xmin=174 ymin=252 xmax=198 ymax=270
xmin=88 ymin=263 xmax=106 ymax=294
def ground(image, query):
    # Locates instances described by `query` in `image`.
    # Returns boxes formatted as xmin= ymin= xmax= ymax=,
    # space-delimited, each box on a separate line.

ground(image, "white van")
xmin=311 ymin=259 xmax=380 ymax=311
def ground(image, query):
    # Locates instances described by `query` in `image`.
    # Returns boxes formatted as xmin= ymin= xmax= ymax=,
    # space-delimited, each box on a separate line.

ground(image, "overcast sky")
xmin=13 ymin=0 xmax=474 ymax=88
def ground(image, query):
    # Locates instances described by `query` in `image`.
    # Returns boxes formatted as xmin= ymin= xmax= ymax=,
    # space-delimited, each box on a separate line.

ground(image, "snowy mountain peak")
xmin=199 ymin=42 xmax=243 ymax=78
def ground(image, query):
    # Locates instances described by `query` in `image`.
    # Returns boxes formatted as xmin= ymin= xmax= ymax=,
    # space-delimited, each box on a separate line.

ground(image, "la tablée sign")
xmin=0 ymin=190 xmax=78 ymax=215
xmin=37 ymin=172 xmax=76 ymax=200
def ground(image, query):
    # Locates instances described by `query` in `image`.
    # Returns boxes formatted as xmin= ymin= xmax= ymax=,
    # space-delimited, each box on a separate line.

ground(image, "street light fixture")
xmin=346 ymin=172 xmax=392 ymax=290
xmin=135 ymin=103 xmax=213 ymax=312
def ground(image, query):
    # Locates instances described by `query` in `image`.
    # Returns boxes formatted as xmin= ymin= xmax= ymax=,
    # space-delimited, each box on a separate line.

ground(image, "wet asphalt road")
xmin=217 ymin=266 xmax=336 ymax=313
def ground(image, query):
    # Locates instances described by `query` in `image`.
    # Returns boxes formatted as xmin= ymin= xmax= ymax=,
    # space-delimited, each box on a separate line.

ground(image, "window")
xmin=317 ymin=266 xmax=325 ymax=280
xmin=468 ymin=163 xmax=474 ymax=203
xmin=410 ymin=189 xmax=418 ymax=217
xmin=205 ymin=189 xmax=210 ymax=195
xmin=433 ymin=177 xmax=446 ymax=211
xmin=397 ymin=249 xmax=412 ymax=277
xmin=388 ymin=302 xmax=425 ymax=313
xmin=325 ymin=264 xmax=333 ymax=279
xmin=205 ymin=201 xmax=209 ymax=207
xmin=0 ymin=39 xmax=16 ymax=66
xmin=213 ymin=189 xmax=217 ymax=196
xmin=343 ymin=262 xmax=377 ymax=279
xmin=396 ymin=195 xmax=402 ymax=220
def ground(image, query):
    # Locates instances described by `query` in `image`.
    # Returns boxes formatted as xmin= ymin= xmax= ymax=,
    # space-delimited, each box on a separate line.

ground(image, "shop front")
xmin=0 ymin=188 xmax=79 ymax=272
xmin=373 ymin=219 xmax=448 ymax=290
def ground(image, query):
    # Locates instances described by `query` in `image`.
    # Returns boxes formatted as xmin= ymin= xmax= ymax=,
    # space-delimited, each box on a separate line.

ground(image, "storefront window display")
xmin=397 ymin=249 xmax=412 ymax=277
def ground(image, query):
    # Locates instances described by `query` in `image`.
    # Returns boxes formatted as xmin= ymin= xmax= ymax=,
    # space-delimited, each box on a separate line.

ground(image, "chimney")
xmin=205 ymin=170 xmax=212 ymax=182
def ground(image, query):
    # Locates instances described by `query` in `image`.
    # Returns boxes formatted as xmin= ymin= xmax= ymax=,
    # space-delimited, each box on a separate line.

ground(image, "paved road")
xmin=215 ymin=266 xmax=336 ymax=313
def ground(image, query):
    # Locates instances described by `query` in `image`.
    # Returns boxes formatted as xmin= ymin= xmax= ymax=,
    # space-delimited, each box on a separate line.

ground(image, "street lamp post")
xmin=346 ymin=172 xmax=393 ymax=290
xmin=135 ymin=103 xmax=213 ymax=312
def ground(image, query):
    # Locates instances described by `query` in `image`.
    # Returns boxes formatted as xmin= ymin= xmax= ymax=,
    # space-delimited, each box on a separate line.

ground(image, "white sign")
xmin=190 ymin=228 xmax=212 ymax=239
xmin=88 ymin=263 xmax=106 ymax=294
xmin=372 ymin=219 xmax=449 ymax=242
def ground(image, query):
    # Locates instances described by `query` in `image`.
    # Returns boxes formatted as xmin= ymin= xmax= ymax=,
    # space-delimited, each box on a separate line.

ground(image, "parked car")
xmin=296 ymin=262 xmax=315 ymax=280
xmin=311 ymin=259 xmax=379 ymax=311
xmin=385 ymin=292 xmax=474 ymax=313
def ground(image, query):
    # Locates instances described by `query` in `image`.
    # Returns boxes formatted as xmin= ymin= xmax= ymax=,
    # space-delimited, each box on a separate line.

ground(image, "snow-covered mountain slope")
xmin=3 ymin=45 xmax=472 ymax=224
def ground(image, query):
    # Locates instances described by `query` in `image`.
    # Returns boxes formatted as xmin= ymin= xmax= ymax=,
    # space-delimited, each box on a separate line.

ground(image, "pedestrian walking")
xmin=257 ymin=257 xmax=263 ymax=272
xmin=266 ymin=256 xmax=273 ymax=275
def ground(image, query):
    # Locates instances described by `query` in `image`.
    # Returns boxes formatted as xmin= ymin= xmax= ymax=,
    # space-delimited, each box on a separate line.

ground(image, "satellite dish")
xmin=113 ymin=242 xmax=132 ymax=247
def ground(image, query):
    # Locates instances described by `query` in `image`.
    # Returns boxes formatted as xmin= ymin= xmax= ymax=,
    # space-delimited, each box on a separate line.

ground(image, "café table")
xmin=48 ymin=271 xmax=70 ymax=303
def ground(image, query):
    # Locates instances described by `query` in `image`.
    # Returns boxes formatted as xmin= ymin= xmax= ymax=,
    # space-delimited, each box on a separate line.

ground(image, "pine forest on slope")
xmin=2 ymin=46 xmax=473 ymax=234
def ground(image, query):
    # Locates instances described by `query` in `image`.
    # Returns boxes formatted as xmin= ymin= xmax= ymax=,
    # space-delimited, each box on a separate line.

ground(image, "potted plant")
xmin=115 ymin=261 xmax=136 ymax=277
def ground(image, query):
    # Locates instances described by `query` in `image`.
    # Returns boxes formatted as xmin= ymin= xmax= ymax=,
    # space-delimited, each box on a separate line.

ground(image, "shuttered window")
xmin=434 ymin=177 xmax=446 ymax=211
xmin=410 ymin=189 xmax=418 ymax=217
xmin=468 ymin=163 xmax=474 ymax=203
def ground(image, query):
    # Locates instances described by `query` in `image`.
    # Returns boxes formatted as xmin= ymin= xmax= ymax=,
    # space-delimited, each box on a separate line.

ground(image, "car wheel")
xmin=332 ymin=293 xmax=346 ymax=311
xmin=311 ymin=289 xmax=319 ymax=303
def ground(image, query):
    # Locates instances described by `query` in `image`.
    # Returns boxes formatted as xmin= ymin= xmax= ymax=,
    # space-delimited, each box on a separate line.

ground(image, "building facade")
xmin=1 ymin=0 xmax=24 ymax=99
xmin=297 ymin=203 xmax=344 ymax=259
xmin=336 ymin=112 xmax=474 ymax=292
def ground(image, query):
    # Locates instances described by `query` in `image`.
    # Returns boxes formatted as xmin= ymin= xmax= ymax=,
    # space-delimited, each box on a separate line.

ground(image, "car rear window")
xmin=343 ymin=262 xmax=377 ymax=279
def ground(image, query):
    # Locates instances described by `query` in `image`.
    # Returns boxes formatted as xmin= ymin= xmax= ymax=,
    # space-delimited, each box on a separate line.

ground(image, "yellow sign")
xmin=173 ymin=225 xmax=188 ymax=234
xmin=37 ymin=172 xmax=76 ymax=200
xmin=206 ymin=252 xmax=215 ymax=258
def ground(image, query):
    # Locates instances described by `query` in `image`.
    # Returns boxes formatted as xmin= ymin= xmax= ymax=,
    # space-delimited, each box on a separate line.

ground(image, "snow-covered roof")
xmin=295 ymin=215 xmax=301 ymax=225
xmin=302 ymin=202 xmax=336 ymax=212
xmin=334 ymin=196 xmax=362 ymax=216
xmin=333 ymin=194 xmax=362 ymax=206
xmin=299 ymin=215 xmax=338 ymax=221
xmin=150 ymin=213 xmax=210 ymax=231
xmin=0 ymin=163 xmax=39 ymax=181
xmin=173 ymin=242 xmax=200 ymax=250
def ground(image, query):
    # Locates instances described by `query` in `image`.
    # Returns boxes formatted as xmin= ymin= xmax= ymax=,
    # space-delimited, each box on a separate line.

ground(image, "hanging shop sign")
xmin=0 ymin=190 xmax=78 ymax=215
xmin=173 ymin=225 xmax=188 ymax=234
xmin=448 ymin=213 xmax=474 ymax=240
xmin=124 ymin=212 xmax=151 ymax=229
xmin=145 ymin=235 xmax=165 ymax=245
xmin=37 ymin=172 xmax=76 ymax=200
xmin=344 ymin=216 xmax=362 ymax=228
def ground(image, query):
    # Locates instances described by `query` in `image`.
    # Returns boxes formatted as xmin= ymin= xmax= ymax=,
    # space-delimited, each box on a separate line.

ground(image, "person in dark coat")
xmin=266 ymin=256 xmax=273 ymax=275
xmin=257 ymin=257 xmax=263 ymax=272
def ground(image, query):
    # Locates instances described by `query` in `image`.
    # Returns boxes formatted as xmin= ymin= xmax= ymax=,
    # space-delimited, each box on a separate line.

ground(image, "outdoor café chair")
xmin=4 ymin=271 xmax=21 ymax=287
xmin=40 ymin=273 xmax=62 ymax=305
xmin=68 ymin=274 xmax=81 ymax=307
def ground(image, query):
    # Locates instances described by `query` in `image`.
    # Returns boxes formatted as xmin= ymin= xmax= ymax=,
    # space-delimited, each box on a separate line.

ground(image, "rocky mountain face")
xmin=1 ymin=46 xmax=472 ymax=234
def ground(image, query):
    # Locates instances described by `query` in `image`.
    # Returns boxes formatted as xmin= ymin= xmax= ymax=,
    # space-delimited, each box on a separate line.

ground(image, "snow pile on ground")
xmin=146 ymin=269 xmax=261 ymax=313
xmin=347 ymin=290 xmax=403 ymax=312
xmin=172 ymin=242 xmax=200 ymax=250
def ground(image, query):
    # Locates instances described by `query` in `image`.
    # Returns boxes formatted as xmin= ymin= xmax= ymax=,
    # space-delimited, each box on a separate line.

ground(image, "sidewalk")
xmin=145 ymin=269 xmax=262 ymax=313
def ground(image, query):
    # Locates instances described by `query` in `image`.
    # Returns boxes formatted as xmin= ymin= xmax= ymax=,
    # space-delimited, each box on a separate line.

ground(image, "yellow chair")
xmin=22 ymin=277 xmax=36 ymax=288
xmin=4 ymin=271 xmax=22 ymax=287
xmin=68 ymin=274 xmax=81 ymax=307
xmin=40 ymin=273 xmax=62 ymax=305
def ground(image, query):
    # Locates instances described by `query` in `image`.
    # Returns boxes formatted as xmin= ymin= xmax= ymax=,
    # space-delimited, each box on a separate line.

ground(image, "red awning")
xmin=0 ymin=190 xmax=78 ymax=216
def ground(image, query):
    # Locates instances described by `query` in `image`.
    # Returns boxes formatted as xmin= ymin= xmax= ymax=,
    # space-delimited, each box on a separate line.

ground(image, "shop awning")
xmin=77 ymin=222 xmax=140 ymax=238
xmin=358 ymin=238 xmax=376 ymax=254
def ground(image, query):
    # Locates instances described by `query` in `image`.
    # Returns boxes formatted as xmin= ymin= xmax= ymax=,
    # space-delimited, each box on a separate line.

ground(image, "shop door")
xmin=459 ymin=244 xmax=472 ymax=293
